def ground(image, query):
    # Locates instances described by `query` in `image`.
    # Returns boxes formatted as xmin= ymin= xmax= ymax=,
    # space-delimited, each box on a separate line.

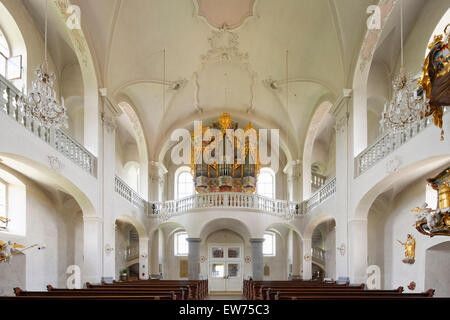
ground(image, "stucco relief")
xmin=359 ymin=0 xmax=395 ymax=71
xmin=194 ymin=30 xmax=256 ymax=112
xmin=55 ymin=0 xmax=89 ymax=67
xmin=47 ymin=155 xmax=63 ymax=172
xmin=195 ymin=0 xmax=256 ymax=30
xmin=385 ymin=155 xmax=402 ymax=174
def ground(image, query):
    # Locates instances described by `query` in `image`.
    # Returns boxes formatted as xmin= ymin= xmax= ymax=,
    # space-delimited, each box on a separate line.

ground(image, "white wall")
xmin=0 ymin=166 xmax=83 ymax=293
xmin=368 ymin=172 xmax=450 ymax=294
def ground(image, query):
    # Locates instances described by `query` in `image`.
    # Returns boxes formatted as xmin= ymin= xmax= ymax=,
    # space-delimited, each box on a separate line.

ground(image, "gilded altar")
xmin=414 ymin=167 xmax=450 ymax=237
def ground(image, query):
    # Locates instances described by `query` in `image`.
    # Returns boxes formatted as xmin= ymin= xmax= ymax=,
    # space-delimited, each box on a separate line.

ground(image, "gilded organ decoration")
xmin=397 ymin=234 xmax=415 ymax=264
xmin=190 ymin=113 xmax=260 ymax=193
xmin=418 ymin=24 xmax=450 ymax=141
xmin=414 ymin=167 xmax=450 ymax=237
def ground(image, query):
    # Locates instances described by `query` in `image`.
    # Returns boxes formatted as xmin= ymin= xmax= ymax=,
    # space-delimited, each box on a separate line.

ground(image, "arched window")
xmin=174 ymin=232 xmax=189 ymax=256
xmin=0 ymin=179 xmax=7 ymax=219
xmin=263 ymin=232 xmax=276 ymax=256
xmin=124 ymin=161 xmax=140 ymax=194
xmin=175 ymin=166 xmax=194 ymax=200
xmin=257 ymin=168 xmax=275 ymax=199
xmin=0 ymin=29 xmax=10 ymax=77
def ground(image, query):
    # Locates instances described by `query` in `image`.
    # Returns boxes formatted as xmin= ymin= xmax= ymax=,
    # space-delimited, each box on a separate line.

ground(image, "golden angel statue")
xmin=0 ymin=240 xmax=37 ymax=264
xmin=397 ymin=234 xmax=415 ymax=264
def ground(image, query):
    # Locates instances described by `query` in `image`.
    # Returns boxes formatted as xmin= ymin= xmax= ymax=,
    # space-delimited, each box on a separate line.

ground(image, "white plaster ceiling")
xmin=27 ymin=0 xmax=430 ymax=161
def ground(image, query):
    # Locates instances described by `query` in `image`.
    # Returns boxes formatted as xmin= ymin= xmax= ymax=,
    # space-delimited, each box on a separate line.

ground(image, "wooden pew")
xmin=263 ymin=286 xmax=403 ymax=300
xmin=45 ymin=285 xmax=186 ymax=300
xmin=98 ymin=279 xmax=208 ymax=300
xmin=246 ymin=280 xmax=361 ymax=300
xmin=275 ymin=289 xmax=435 ymax=300
xmin=13 ymin=287 xmax=176 ymax=300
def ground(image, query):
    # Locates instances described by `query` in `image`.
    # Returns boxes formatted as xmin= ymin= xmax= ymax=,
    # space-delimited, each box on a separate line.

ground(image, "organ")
xmin=190 ymin=113 xmax=261 ymax=194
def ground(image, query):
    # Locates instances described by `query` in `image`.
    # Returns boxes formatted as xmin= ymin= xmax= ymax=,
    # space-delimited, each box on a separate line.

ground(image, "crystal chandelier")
xmin=17 ymin=0 xmax=68 ymax=129
xmin=380 ymin=0 xmax=429 ymax=131
xmin=380 ymin=69 xmax=430 ymax=130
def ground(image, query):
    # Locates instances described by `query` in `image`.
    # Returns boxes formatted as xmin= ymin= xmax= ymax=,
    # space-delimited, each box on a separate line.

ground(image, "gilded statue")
xmin=397 ymin=234 xmax=415 ymax=264
xmin=415 ymin=167 xmax=450 ymax=237
xmin=0 ymin=240 xmax=38 ymax=264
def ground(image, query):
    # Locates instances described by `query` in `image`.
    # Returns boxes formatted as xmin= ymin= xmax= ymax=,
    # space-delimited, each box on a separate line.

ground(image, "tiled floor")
xmin=207 ymin=295 xmax=245 ymax=300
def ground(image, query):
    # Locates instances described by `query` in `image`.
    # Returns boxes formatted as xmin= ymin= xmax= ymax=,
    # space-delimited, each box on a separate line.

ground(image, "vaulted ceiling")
xmin=25 ymin=0 xmax=387 ymax=161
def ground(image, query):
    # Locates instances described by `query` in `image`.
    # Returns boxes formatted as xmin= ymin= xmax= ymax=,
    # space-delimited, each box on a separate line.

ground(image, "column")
xmin=285 ymin=160 xmax=302 ymax=202
xmin=150 ymin=230 xmax=160 ymax=278
xmin=250 ymin=238 xmax=264 ymax=280
xmin=292 ymin=232 xmax=301 ymax=277
xmin=84 ymin=86 xmax=100 ymax=156
xmin=83 ymin=216 xmax=103 ymax=284
xmin=302 ymin=238 xmax=312 ymax=280
xmin=149 ymin=161 xmax=167 ymax=201
xmin=187 ymin=238 xmax=201 ymax=280
xmin=330 ymin=89 xmax=352 ymax=280
xmin=139 ymin=237 xmax=149 ymax=280
xmin=100 ymin=106 xmax=119 ymax=281
xmin=348 ymin=219 xmax=368 ymax=284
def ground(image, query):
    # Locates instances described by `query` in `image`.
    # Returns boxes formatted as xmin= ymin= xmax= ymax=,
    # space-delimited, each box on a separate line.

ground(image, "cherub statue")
xmin=397 ymin=234 xmax=415 ymax=264
xmin=0 ymin=240 xmax=25 ymax=264
xmin=412 ymin=202 xmax=439 ymax=231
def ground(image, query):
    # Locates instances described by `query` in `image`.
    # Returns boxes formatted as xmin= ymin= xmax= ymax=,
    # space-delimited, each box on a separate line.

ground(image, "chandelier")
xmin=17 ymin=0 xmax=68 ymax=129
xmin=380 ymin=0 xmax=429 ymax=131
xmin=380 ymin=69 xmax=430 ymax=130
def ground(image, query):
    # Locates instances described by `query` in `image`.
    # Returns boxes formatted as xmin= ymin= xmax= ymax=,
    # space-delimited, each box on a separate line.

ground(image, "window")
xmin=175 ymin=167 xmax=194 ymax=200
xmin=0 ymin=29 xmax=9 ymax=77
xmin=257 ymin=168 xmax=275 ymax=199
xmin=0 ymin=180 xmax=6 ymax=218
xmin=175 ymin=232 xmax=189 ymax=256
xmin=263 ymin=232 xmax=276 ymax=256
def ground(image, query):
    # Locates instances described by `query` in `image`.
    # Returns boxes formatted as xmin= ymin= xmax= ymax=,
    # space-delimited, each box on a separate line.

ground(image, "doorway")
xmin=208 ymin=244 xmax=243 ymax=293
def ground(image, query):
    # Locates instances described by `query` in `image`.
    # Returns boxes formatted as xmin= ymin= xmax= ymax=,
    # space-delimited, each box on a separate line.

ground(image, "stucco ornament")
xmin=104 ymin=244 xmax=113 ymax=255
xmin=337 ymin=243 xmax=345 ymax=256
xmin=194 ymin=29 xmax=257 ymax=112
xmin=385 ymin=155 xmax=402 ymax=174
xmin=48 ymin=155 xmax=63 ymax=172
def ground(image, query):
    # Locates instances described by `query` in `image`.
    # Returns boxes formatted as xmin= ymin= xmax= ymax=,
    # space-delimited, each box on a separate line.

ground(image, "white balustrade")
xmin=125 ymin=244 xmax=139 ymax=261
xmin=114 ymin=175 xmax=147 ymax=210
xmin=0 ymin=74 xmax=97 ymax=176
xmin=312 ymin=246 xmax=326 ymax=264
xmin=136 ymin=176 xmax=336 ymax=219
xmin=311 ymin=172 xmax=326 ymax=189
xmin=355 ymin=108 xmax=448 ymax=177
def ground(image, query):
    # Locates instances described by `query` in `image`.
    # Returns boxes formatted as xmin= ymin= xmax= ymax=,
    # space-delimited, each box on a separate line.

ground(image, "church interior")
xmin=0 ymin=0 xmax=449 ymax=305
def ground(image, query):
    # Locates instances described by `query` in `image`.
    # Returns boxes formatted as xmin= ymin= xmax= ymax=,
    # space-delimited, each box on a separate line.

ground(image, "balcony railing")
xmin=354 ymin=107 xmax=448 ymax=177
xmin=311 ymin=172 xmax=326 ymax=189
xmin=306 ymin=177 xmax=336 ymax=212
xmin=312 ymin=246 xmax=326 ymax=264
xmin=114 ymin=175 xmax=147 ymax=210
xmin=0 ymin=74 xmax=97 ymax=176
xmin=114 ymin=174 xmax=337 ymax=220
xmin=125 ymin=244 xmax=139 ymax=261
